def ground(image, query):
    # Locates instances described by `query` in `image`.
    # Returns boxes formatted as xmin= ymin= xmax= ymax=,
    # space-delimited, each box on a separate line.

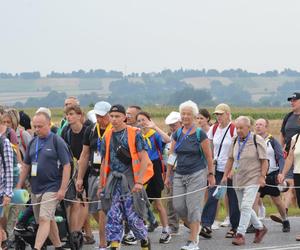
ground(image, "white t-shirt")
xmin=207 ymin=123 xmax=236 ymax=172
xmin=292 ymin=134 xmax=300 ymax=174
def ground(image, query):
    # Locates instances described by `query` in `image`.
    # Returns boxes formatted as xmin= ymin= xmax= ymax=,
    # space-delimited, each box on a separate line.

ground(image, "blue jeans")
xmin=201 ymin=170 xmax=240 ymax=229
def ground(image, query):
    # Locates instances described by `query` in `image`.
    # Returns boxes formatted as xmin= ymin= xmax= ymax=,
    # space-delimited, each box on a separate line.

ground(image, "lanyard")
xmin=237 ymin=132 xmax=250 ymax=161
xmin=175 ymin=125 xmax=194 ymax=151
xmin=35 ymin=134 xmax=50 ymax=162
xmin=96 ymin=123 xmax=112 ymax=152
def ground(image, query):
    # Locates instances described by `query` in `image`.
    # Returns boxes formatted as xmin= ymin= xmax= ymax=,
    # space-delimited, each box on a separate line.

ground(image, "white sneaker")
xmin=211 ymin=220 xmax=220 ymax=230
xmin=258 ymin=205 xmax=266 ymax=220
xmin=181 ymin=240 xmax=199 ymax=250
xmin=220 ymin=216 xmax=230 ymax=227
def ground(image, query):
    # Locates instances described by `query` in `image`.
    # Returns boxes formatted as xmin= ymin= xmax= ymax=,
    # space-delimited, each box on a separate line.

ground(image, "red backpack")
xmin=212 ymin=122 xmax=235 ymax=138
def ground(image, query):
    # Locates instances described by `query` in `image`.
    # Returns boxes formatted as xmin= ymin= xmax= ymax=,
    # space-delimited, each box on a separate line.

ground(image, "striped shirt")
xmin=0 ymin=137 xmax=14 ymax=197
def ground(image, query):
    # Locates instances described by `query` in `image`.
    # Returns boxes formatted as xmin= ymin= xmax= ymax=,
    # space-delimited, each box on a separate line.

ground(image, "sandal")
xmin=225 ymin=228 xmax=236 ymax=238
xmin=83 ymin=235 xmax=96 ymax=245
xmin=199 ymin=226 xmax=212 ymax=239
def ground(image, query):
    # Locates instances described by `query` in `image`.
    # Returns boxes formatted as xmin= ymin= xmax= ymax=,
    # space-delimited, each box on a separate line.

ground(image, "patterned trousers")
xmin=106 ymin=185 xmax=148 ymax=242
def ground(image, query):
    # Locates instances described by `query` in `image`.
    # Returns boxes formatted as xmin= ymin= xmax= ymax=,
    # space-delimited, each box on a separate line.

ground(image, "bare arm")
xmin=77 ymin=145 xmax=90 ymax=180
xmin=16 ymin=163 xmax=31 ymax=189
xmin=165 ymin=139 xmax=176 ymax=188
xmin=57 ymin=163 xmax=71 ymax=200
xmin=147 ymin=120 xmax=171 ymax=143
xmin=221 ymin=158 xmax=234 ymax=182
xmin=279 ymin=132 xmax=285 ymax=148
xmin=201 ymin=138 xmax=216 ymax=186
xmin=60 ymin=163 xmax=71 ymax=191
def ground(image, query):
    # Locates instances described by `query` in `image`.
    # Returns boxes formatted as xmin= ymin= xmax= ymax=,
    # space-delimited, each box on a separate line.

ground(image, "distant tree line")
xmin=2 ymin=68 xmax=300 ymax=79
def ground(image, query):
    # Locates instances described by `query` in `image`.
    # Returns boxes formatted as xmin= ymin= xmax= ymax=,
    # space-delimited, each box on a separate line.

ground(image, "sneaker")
xmin=147 ymin=221 xmax=159 ymax=232
xmin=159 ymin=232 xmax=171 ymax=244
xmin=220 ymin=216 xmax=230 ymax=227
xmin=199 ymin=226 xmax=212 ymax=239
xmin=232 ymin=233 xmax=245 ymax=245
xmin=282 ymin=220 xmax=290 ymax=233
xmin=253 ymin=225 xmax=268 ymax=243
xmin=122 ymin=233 xmax=137 ymax=245
xmin=258 ymin=205 xmax=266 ymax=220
xmin=211 ymin=221 xmax=220 ymax=230
xmin=14 ymin=222 xmax=26 ymax=232
xmin=141 ymin=238 xmax=151 ymax=250
xmin=180 ymin=240 xmax=199 ymax=250
xmin=109 ymin=241 xmax=120 ymax=250
xmin=246 ymin=224 xmax=256 ymax=234
xmin=270 ymin=214 xmax=283 ymax=224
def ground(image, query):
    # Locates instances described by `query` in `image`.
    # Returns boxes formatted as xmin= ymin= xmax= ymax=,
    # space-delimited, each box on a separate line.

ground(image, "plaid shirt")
xmin=0 ymin=137 xmax=14 ymax=197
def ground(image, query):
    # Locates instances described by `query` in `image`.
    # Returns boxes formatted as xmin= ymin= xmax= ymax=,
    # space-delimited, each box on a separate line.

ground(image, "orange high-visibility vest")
xmin=102 ymin=125 xmax=153 ymax=187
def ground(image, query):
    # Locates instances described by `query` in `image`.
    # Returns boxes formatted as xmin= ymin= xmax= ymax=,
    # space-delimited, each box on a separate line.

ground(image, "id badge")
xmin=233 ymin=161 xmax=240 ymax=173
xmin=93 ymin=151 xmax=102 ymax=164
xmin=167 ymin=153 xmax=177 ymax=166
xmin=31 ymin=162 xmax=38 ymax=176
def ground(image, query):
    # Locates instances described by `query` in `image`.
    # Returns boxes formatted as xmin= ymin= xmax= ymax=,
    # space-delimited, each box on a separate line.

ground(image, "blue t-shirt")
xmin=146 ymin=132 xmax=164 ymax=161
xmin=24 ymin=133 xmax=71 ymax=194
xmin=172 ymin=129 xmax=207 ymax=175
xmin=101 ymin=128 xmax=147 ymax=173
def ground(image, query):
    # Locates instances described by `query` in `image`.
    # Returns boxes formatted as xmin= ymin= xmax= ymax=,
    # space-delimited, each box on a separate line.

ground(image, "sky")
xmin=0 ymin=0 xmax=300 ymax=76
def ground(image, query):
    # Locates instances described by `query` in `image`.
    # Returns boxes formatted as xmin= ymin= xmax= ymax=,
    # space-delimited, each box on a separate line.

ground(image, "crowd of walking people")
xmin=0 ymin=92 xmax=300 ymax=250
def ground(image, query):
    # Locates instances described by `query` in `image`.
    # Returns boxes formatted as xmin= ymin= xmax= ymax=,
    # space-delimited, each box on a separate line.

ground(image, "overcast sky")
xmin=1 ymin=0 xmax=300 ymax=75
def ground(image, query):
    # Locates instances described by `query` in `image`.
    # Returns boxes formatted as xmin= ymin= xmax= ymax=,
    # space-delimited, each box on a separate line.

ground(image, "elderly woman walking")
xmin=166 ymin=100 xmax=215 ymax=250
xmin=221 ymin=116 xmax=269 ymax=246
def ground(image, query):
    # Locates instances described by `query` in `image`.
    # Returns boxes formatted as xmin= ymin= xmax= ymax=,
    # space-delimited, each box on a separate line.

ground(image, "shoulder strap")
xmin=5 ymin=127 xmax=11 ymax=142
xmin=229 ymin=123 xmax=235 ymax=137
xmin=292 ymin=133 xmax=300 ymax=150
xmin=0 ymin=137 xmax=5 ymax=174
xmin=176 ymin=127 xmax=182 ymax=139
xmin=152 ymin=133 xmax=165 ymax=175
xmin=19 ymin=129 xmax=27 ymax=151
xmin=89 ymin=123 xmax=97 ymax=142
xmin=282 ymin=112 xmax=293 ymax=137
xmin=216 ymin=124 xmax=231 ymax=158
xmin=253 ymin=134 xmax=257 ymax=149
xmin=196 ymin=127 xmax=202 ymax=142
xmin=212 ymin=123 xmax=219 ymax=137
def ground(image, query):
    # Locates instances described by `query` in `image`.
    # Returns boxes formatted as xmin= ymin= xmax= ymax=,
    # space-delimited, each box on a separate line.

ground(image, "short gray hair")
xmin=179 ymin=100 xmax=199 ymax=116
xmin=235 ymin=116 xmax=251 ymax=127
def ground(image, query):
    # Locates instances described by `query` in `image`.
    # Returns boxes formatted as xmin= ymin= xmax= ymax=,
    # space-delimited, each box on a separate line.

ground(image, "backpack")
xmin=5 ymin=127 xmax=20 ymax=187
xmin=266 ymin=135 xmax=279 ymax=166
xmin=212 ymin=122 xmax=235 ymax=138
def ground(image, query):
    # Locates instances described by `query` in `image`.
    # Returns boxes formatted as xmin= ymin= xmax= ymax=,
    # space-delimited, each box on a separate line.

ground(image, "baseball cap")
xmin=36 ymin=107 xmax=51 ymax=118
xmin=287 ymin=92 xmax=300 ymax=101
xmin=109 ymin=104 xmax=126 ymax=115
xmin=94 ymin=101 xmax=111 ymax=116
xmin=213 ymin=103 xmax=231 ymax=114
xmin=165 ymin=111 xmax=181 ymax=125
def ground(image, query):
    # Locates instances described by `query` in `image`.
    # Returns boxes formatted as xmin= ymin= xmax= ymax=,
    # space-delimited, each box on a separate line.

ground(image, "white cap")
xmin=36 ymin=107 xmax=51 ymax=118
xmin=165 ymin=111 xmax=181 ymax=125
xmin=87 ymin=110 xmax=97 ymax=123
xmin=94 ymin=101 xmax=111 ymax=116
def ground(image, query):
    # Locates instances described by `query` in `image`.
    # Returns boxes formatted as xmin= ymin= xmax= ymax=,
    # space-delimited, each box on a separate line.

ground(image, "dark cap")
xmin=109 ymin=104 xmax=126 ymax=115
xmin=287 ymin=92 xmax=300 ymax=101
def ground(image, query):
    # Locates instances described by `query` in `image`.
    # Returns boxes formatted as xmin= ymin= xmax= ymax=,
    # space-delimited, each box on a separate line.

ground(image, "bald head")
xmin=33 ymin=113 xmax=51 ymax=138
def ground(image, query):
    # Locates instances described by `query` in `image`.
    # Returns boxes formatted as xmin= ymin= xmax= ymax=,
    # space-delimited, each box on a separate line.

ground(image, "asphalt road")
xmin=33 ymin=217 xmax=300 ymax=250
